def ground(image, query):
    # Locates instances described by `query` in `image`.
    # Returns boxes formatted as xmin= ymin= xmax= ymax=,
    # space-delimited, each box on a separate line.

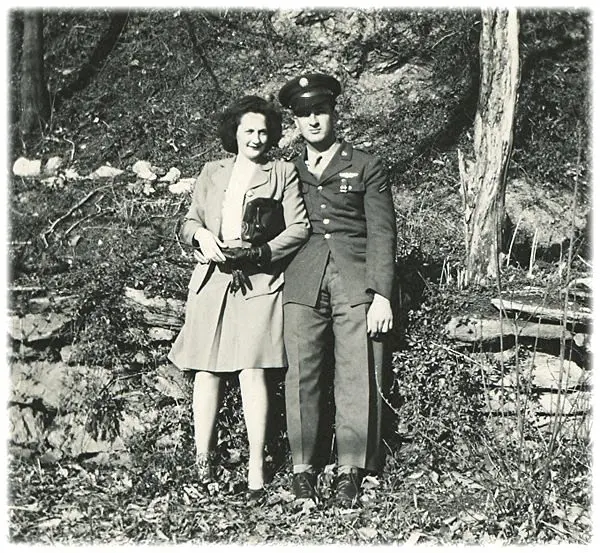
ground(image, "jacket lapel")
xmin=208 ymin=157 xmax=235 ymax=237
xmin=246 ymin=160 xmax=273 ymax=192
xmin=295 ymin=154 xmax=318 ymax=187
xmin=212 ymin=157 xmax=235 ymax=191
xmin=319 ymin=142 xmax=354 ymax=185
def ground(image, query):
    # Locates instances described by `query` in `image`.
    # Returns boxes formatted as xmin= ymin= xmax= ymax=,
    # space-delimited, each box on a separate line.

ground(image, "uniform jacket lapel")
xmin=319 ymin=142 xmax=353 ymax=184
xmin=295 ymin=154 xmax=319 ymax=187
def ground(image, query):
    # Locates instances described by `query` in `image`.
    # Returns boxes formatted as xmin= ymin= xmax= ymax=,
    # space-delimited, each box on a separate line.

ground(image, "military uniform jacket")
xmin=283 ymin=141 xmax=397 ymax=307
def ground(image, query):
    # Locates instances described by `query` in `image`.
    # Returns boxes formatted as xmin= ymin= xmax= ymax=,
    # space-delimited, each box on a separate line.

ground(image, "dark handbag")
xmin=241 ymin=197 xmax=285 ymax=246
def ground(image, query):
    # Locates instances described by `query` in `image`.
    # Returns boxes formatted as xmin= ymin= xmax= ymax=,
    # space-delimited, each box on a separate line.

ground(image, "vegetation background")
xmin=6 ymin=6 xmax=593 ymax=546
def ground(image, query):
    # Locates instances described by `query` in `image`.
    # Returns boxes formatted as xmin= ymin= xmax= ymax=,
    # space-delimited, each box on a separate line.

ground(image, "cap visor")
xmin=291 ymin=93 xmax=334 ymax=112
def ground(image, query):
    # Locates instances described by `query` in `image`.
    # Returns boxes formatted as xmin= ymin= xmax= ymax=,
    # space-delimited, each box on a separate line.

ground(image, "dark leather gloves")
xmin=223 ymin=245 xmax=270 ymax=296
xmin=222 ymin=245 xmax=271 ymax=268
xmin=230 ymin=268 xmax=253 ymax=296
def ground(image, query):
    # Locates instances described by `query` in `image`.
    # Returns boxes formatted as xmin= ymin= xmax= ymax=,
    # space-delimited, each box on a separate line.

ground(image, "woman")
xmin=168 ymin=95 xmax=310 ymax=498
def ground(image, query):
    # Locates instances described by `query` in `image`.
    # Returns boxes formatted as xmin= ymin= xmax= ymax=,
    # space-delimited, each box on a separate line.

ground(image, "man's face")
xmin=293 ymin=101 xmax=335 ymax=147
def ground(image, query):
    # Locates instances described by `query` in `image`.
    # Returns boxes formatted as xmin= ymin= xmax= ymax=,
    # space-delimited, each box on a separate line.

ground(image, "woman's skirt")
xmin=168 ymin=266 xmax=286 ymax=372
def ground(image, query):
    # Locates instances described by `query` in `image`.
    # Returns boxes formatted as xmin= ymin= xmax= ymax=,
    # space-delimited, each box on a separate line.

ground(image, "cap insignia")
xmin=299 ymin=77 xmax=309 ymax=87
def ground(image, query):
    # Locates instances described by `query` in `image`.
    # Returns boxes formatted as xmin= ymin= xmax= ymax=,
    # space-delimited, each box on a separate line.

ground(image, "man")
xmin=278 ymin=73 xmax=397 ymax=506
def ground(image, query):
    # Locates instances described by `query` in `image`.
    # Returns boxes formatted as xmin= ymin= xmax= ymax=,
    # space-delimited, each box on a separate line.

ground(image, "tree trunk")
xmin=54 ymin=11 xmax=130 ymax=111
xmin=20 ymin=10 xmax=50 ymax=137
xmin=458 ymin=9 xmax=520 ymax=285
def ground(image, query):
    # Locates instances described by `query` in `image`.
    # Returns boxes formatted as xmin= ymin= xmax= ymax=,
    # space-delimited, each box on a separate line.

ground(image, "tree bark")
xmin=458 ymin=9 xmax=520 ymax=285
xmin=54 ymin=11 xmax=129 ymax=111
xmin=19 ymin=10 xmax=50 ymax=137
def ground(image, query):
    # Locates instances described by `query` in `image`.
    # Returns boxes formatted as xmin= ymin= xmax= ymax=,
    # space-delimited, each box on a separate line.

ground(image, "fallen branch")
xmin=64 ymin=206 xmax=115 ymax=237
xmin=445 ymin=315 xmax=589 ymax=347
xmin=123 ymin=287 xmax=184 ymax=329
xmin=491 ymin=298 xmax=592 ymax=325
xmin=41 ymin=185 xmax=110 ymax=247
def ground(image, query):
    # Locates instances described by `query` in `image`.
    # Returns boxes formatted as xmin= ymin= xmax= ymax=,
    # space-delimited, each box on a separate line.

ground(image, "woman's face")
xmin=236 ymin=112 xmax=269 ymax=161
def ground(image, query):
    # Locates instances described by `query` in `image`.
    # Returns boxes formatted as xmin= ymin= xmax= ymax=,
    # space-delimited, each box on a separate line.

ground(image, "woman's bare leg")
xmin=193 ymin=370 xmax=221 ymax=460
xmin=238 ymin=368 xmax=268 ymax=490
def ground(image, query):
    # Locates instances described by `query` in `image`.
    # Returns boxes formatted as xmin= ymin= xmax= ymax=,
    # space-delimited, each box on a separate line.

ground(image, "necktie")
xmin=311 ymin=156 xmax=323 ymax=177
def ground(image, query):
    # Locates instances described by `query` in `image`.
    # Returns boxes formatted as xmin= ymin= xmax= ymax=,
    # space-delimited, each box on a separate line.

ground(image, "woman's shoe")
xmin=247 ymin=487 xmax=266 ymax=504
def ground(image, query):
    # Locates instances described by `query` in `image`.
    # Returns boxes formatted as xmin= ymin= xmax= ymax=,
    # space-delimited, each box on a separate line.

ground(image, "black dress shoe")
xmin=334 ymin=470 xmax=362 ymax=506
xmin=292 ymin=471 xmax=317 ymax=499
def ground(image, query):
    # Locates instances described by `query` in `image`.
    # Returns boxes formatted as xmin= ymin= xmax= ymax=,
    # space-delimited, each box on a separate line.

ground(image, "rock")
xmin=9 ymin=405 xmax=45 ymax=446
xmin=119 ymin=412 xmax=147 ymax=441
xmin=59 ymin=345 xmax=74 ymax=364
xmin=142 ymin=182 xmax=156 ymax=195
xmin=8 ymin=342 xmax=45 ymax=361
xmin=134 ymin=351 xmax=148 ymax=365
xmin=67 ymin=424 xmax=117 ymax=457
xmin=488 ymin=389 xmax=590 ymax=416
xmin=155 ymin=363 xmax=191 ymax=401
xmin=155 ymin=428 xmax=185 ymax=449
xmin=533 ymin=414 xmax=590 ymax=439
xmin=44 ymin=156 xmax=63 ymax=176
xmin=9 ymin=312 xmax=72 ymax=343
xmin=491 ymin=297 xmax=592 ymax=325
xmin=8 ymin=356 xmax=165 ymax=460
xmin=168 ymin=178 xmax=196 ymax=194
xmin=28 ymin=294 xmax=78 ymax=314
xmin=48 ymin=411 xmax=124 ymax=458
xmin=491 ymin=351 xmax=587 ymax=390
xmin=505 ymin=178 xmax=589 ymax=249
xmin=152 ymin=165 xmax=167 ymax=178
xmin=352 ymin=66 xmax=434 ymax=122
xmin=9 ymin=446 xmax=34 ymax=459
xmin=132 ymin=160 xmax=157 ymax=181
xmin=64 ymin=168 xmax=81 ymax=180
xmin=123 ymin=287 xmax=185 ymax=328
xmin=159 ymin=167 xmax=181 ymax=183
xmin=39 ymin=448 xmax=64 ymax=465
xmin=11 ymin=361 xmax=69 ymax=409
xmin=13 ymin=157 xmax=42 ymax=177
xmin=444 ymin=315 xmax=584 ymax=343
xmin=149 ymin=327 xmax=176 ymax=342
xmin=90 ymin=165 xmax=125 ymax=179
xmin=41 ymin=176 xmax=65 ymax=188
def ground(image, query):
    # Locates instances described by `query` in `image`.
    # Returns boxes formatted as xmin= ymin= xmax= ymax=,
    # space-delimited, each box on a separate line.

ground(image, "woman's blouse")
xmin=220 ymin=156 xmax=258 ymax=241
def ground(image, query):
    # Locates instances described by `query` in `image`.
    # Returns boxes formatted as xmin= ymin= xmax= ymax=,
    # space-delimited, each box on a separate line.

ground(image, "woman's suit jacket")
xmin=181 ymin=157 xmax=311 ymax=299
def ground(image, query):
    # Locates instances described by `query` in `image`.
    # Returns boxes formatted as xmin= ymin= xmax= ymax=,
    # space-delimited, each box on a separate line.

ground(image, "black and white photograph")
xmin=4 ymin=2 xmax=594 ymax=547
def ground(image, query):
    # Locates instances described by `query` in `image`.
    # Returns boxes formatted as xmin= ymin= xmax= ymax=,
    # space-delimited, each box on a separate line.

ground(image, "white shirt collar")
xmin=305 ymin=141 xmax=341 ymax=172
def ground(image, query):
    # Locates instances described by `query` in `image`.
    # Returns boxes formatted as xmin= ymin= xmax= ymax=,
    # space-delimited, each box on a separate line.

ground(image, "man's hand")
xmin=193 ymin=228 xmax=226 ymax=263
xmin=367 ymin=293 xmax=393 ymax=338
xmin=222 ymin=245 xmax=271 ymax=267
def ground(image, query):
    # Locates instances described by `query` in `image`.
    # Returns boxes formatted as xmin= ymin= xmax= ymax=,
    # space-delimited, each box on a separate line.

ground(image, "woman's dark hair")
xmin=218 ymin=95 xmax=283 ymax=154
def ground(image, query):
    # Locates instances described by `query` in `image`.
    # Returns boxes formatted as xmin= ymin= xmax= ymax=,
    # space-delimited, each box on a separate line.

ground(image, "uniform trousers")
xmin=283 ymin=256 xmax=384 ymax=472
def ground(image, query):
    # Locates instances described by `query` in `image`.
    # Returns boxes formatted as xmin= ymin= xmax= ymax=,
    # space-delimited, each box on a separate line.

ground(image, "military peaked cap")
xmin=278 ymin=73 xmax=342 ymax=112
